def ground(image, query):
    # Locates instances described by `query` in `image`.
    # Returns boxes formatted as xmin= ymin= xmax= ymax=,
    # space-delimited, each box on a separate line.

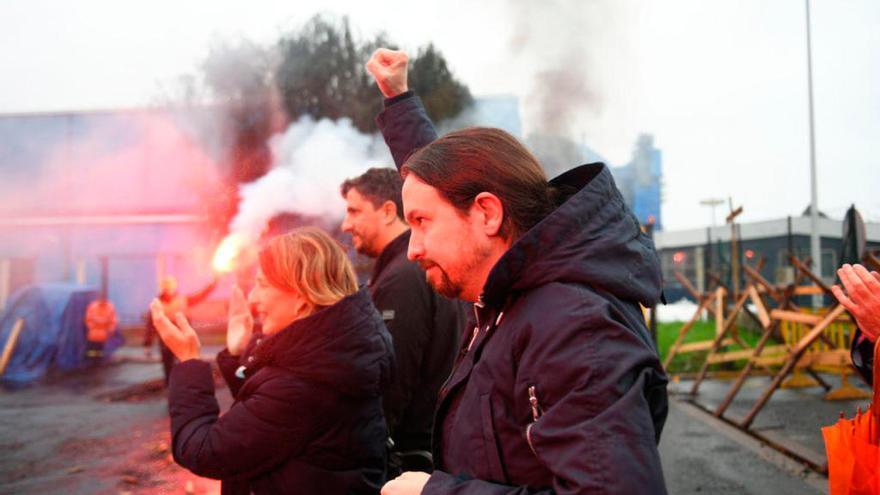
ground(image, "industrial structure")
xmin=655 ymin=213 xmax=880 ymax=303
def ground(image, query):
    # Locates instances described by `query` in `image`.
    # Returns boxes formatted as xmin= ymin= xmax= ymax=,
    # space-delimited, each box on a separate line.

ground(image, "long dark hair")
xmin=402 ymin=127 xmax=556 ymax=240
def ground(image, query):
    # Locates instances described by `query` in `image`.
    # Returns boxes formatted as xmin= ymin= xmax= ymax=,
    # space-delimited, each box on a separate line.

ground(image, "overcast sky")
xmin=1 ymin=0 xmax=877 ymax=231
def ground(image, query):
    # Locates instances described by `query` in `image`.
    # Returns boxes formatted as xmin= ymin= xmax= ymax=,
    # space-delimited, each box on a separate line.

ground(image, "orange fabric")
xmin=85 ymin=300 xmax=117 ymax=343
xmin=823 ymin=412 xmax=880 ymax=495
xmin=823 ymin=338 xmax=880 ymax=494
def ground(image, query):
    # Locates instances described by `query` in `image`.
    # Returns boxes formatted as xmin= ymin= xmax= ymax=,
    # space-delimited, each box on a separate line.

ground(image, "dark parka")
xmin=168 ymin=288 xmax=393 ymax=495
xmin=376 ymin=92 xmax=669 ymax=494
xmin=369 ymin=230 xmax=466 ymax=453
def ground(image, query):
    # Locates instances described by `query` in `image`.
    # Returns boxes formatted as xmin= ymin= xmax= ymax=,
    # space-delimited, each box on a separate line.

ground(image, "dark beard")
xmin=352 ymin=233 xmax=380 ymax=259
xmin=421 ymin=262 xmax=462 ymax=299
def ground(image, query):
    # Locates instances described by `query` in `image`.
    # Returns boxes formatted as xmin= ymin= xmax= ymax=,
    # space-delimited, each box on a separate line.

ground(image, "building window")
xmin=821 ymin=249 xmax=837 ymax=280
xmin=775 ymin=247 xmax=837 ymax=282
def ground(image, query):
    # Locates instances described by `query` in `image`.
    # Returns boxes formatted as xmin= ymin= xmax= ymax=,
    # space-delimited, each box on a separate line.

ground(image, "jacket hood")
xmin=482 ymin=163 xmax=663 ymax=308
xmin=250 ymin=287 xmax=393 ymax=398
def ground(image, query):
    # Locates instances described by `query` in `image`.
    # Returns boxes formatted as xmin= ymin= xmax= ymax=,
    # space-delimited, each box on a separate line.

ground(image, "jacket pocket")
xmin=525 ymin=384 xmax=543 ymax=457
xmin=479 ymin=393 xmax=508 ymax=483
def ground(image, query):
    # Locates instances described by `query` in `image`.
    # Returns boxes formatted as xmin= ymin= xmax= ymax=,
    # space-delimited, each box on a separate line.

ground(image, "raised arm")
xmin=366 ymin=48 xmax=439 ymax=169
xmin=186 ymin=277 xmax=219 ymax=308
xmin=168 ymin=361 xmax=323 ymax=480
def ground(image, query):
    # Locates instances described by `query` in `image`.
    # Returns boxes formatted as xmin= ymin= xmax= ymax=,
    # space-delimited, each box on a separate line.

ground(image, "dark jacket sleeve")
xmin=425 ymin=289 xmax=668 ymax=495
xmin=167 ymin=360 xmax=325 ymax=481
xmin=376 ymin=91 xmax=439 ymax=170
xmin=215 ymin=349 xmax=245 ymax=398
xmin=372 ymin=265 xmax=433 ymax=436
xmin=851 ymin=329 xmax=874 ymax=385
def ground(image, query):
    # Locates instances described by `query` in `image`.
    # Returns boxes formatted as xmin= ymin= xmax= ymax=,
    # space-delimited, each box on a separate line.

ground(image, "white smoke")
xmin=229 ymin=116 xmax=393 ymax=241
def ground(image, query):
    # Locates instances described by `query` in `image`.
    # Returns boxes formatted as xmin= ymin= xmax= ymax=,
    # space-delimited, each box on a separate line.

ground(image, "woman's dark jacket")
xmin=167 ymin=288 xmax=394 ymax=494
xmin=376 ymin=93 xmax=669 ymax=494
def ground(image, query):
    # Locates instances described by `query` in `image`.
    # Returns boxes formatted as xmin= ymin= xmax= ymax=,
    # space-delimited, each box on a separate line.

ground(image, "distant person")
xmin=144 ymin=274 xmax=217 ymax=385
xmin=341 ymin=168 xmax=465 ymax=475
xmin=150 ymin=227 xmax=393 ymax=494
xmin=84 ymin=295 xmax=117 ymax=360
xmin=832 ymin=263 xmax=880 ymax=384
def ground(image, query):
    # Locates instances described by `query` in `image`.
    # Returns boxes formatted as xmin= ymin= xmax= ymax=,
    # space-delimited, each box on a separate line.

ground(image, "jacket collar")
xmin=370 ymin=230 xmax=410 ymax=286
xmin=479 ymin=162 xmax=663 ymax=309
xmin=242 ymin=287 xmax=393 ymax=397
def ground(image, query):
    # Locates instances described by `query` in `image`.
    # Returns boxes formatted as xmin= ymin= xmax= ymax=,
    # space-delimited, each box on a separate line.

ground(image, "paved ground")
xmin=0 ymin=346 xmax=228 ymax=495
xmin=671 ymin=371 xmax=872 ymax=467
xmin=2 ymin=346 xmax=859 ymax=494
xmin=660 ymin=398 xmax=827 ymax=494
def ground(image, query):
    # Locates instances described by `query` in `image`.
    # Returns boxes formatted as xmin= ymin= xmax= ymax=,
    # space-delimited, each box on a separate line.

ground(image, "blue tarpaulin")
xmin=0 ymin=283 xmax=122 ymax=385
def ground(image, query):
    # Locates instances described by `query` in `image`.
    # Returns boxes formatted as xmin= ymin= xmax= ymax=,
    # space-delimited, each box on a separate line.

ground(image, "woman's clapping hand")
xmin=149 ymin=299 xmax=201 ymax=361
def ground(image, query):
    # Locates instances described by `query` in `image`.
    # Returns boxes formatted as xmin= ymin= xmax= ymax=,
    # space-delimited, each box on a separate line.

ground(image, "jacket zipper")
xmin=528 ymin=385 xmax=543 ymax=420
xmin=467 ymin=296 xmax=486 ymax=352
xmin=473 ymin=296 xmax=485 ymax=327
xmin=526 ymin=384 xmax=543 ymax=456
xmin=466 ymin=325 xmax=480 ymax=352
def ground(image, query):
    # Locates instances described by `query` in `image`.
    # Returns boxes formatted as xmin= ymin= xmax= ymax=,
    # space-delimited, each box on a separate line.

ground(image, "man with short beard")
xmin=341 ymin=168 xmax=466 ymax=476
xmin=367 ymin=49 xmax=669 ymax=495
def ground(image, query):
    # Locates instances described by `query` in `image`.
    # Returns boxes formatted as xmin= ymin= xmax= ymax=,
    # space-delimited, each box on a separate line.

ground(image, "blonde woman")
xmin=151 ymin=227 xmax=394 ymax=494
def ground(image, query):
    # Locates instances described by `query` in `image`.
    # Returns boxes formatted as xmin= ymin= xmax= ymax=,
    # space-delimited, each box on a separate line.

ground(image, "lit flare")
xmin=212 ymin=232 xmax=247 ymax=273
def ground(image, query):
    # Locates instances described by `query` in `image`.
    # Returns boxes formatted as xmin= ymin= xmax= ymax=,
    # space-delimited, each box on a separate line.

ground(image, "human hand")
xmin=832 ymin=263 xmax=880 ymax=342
xmin=149 ymin=299 xmax=201 ymax=361
xmin=381 ymin=471 xmax=430 ymax=495
xmin=365 ymin=48 xmax=409 ymax=98
xmin=227 ymin=285 xmax=254 ymax=356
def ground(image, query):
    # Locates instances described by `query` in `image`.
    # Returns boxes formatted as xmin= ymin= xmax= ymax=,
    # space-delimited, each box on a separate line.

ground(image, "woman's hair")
xmin=258 ymin=227 xmax=358 ymax=309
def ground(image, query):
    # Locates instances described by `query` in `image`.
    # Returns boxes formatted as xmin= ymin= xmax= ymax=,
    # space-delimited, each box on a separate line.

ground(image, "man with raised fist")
xmin=366 ymin=49 xmax=669 ymax=495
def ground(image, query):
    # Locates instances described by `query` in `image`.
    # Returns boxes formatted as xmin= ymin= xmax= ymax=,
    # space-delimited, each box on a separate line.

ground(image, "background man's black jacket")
xmin=167 ymin=288 xmax=394 ymax=495
xmin=370 ymin=230 xmax=466 ymax=453
xmin=376 ymin=93 xmax=669 ymax=494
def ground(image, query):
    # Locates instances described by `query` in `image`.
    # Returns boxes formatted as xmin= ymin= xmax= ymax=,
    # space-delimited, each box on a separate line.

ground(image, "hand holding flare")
xmin=149 ymin=299 xmax=201 ymax=362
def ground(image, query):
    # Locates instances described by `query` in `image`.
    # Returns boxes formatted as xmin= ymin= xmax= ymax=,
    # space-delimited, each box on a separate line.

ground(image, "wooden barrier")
xmin=690 ymin=282 xmax=757 ymax=395
xmin=663 ymin=283 xmax=719 ymax=370
xmin=670 ymin=255 xmax=869 ymax=427
xmin=711 ymin=259 xmax=865 ymax=419
xmin=742 ymin=306 xmax=849 ymax=428
xmin=737 ymin=257 xmax=865 ymax=428
xmin=664 ymin=266 xmax=754 ymax=372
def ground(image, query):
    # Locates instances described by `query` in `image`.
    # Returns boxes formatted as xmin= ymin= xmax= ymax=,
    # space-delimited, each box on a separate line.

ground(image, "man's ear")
xmin=472 ymin=192 xmax=504 ymax=237
xmin=382 ymin=200 xmax=399 ymax=225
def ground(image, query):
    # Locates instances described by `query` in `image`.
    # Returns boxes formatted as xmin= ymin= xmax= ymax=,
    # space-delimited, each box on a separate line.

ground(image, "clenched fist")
xmin=365 ymin=48 xmax=409 ymax=98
